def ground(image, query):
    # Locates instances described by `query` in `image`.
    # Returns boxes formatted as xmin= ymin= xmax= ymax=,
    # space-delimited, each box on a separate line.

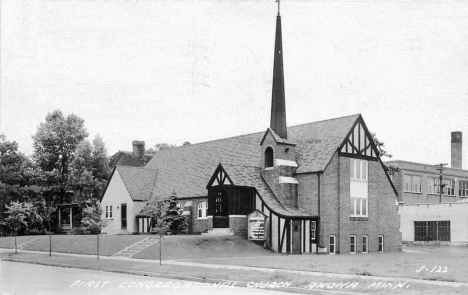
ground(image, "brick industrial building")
xmin=388 ymin=132 xmax=468 ymax=245
xmin=101 ymin=7 xmax=402 ymax=254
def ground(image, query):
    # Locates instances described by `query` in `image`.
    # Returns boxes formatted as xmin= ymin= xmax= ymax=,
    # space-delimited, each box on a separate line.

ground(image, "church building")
xmin=101 ymin=6 xmax=402 ymax=254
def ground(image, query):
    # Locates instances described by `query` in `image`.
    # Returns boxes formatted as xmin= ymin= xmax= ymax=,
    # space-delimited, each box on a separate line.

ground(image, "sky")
xmin=1 ymin=0 xmax=468 ymax=168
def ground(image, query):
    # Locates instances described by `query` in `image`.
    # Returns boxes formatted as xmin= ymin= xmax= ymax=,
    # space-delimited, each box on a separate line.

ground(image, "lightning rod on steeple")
xmin=276 ymin=0 xmax=280 ymax=16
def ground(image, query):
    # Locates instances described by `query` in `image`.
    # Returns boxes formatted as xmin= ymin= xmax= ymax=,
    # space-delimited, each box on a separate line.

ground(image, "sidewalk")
xmin=2 ymin=248 xmax=468 ymax=290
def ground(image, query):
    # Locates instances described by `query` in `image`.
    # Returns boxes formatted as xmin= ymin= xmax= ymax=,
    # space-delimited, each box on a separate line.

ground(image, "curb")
xmin=1 ymin=258 xmax=314 ymax=295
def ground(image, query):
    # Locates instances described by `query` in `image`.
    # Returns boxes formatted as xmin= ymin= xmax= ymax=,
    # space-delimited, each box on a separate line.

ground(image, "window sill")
xmin=106 ymin=218 xmax=113 ymax=220
xmin=404 ymin=191 xmax=422 ymax=194
xmin=350 ymin=216 xmax=369 ymax=221
xmin=264 ymin=167 xmax=274 ymax=171
xmin=197 ymin=217 xmax=208 ymax=220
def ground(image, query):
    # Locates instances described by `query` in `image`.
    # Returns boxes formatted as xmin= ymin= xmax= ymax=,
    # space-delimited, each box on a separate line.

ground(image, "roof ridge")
xmin=288 ymin=113 xmax=361 ymax=128
xmin=154 ymin=113 xmax=361 ymax=153
xmin=116 ymin=165 xmax=158 ymax=171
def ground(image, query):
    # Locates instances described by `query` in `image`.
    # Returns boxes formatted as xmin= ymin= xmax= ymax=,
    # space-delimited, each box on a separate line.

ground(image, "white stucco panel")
xmin=101 ymin=170 xmax=136 ymax=235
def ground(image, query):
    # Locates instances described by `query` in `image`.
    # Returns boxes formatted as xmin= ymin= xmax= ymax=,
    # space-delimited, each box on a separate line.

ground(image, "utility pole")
xmin=435 ymin=163 xmax=448 ymax=203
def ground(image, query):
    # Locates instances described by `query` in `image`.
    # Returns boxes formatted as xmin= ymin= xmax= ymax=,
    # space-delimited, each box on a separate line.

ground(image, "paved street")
xmin=0 ymin=261 xmax=301 ymax=295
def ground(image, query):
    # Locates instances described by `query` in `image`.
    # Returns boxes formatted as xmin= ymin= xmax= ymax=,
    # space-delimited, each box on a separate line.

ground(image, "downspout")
xmin=317 ymin=173 xmax=320 ymax=254
xmin=337 ymin=153 xmax=341 ymax=254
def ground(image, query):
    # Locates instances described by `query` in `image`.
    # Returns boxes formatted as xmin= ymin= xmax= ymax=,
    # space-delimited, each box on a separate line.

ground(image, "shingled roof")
xmin=114 ymin=166 xmax=158 ymax=201
xmin=109 ymin=151 xmax=153 ymax=168
xmin=143 ymin=114 xmax=360 ymax=201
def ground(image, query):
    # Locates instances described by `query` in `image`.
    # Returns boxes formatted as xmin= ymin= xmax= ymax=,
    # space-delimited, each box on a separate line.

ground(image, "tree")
xmin=68 ymin=136 xmax=110 ymax=203
xmin=5 ymin=201 xmax=31 ymax=253
xmin=32 ymin=110 xmax=88 ymax=172
xmin=0 ymin=135 xmax=40 ymax=223
xmin=371 ymin=133 xmax=401 ymax=176
xmin=163 ymin=191 xmax=188 ymax=235
xmin=32 ymin=110 xmax=88 ymax=203
xmin=81 ymin=201 xmax=105 ymax=234
xmin=141 ymin=198 xmax=171 ymax=265
xmin=153 ymin=143 xmax=177 ymax=151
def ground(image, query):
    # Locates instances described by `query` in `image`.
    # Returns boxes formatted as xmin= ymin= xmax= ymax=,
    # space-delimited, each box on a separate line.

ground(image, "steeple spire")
xmin=270 ymin=0 xmax=287 ymax=139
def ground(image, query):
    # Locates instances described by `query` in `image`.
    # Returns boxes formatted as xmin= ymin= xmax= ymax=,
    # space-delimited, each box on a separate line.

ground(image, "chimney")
xmin=451 ymin=132 xmax=462 ymax=169
xmin=132 ymin=141 xmax=145 ymax=159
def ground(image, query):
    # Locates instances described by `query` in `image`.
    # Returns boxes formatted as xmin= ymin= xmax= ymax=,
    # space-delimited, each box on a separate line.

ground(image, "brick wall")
xmin=318 ymin=154 xmax=401 ymax=253
xmin=230 ymin=216 xmax=248 ymax=238
xmin=183 ymin=197 xmax=210 ymax=234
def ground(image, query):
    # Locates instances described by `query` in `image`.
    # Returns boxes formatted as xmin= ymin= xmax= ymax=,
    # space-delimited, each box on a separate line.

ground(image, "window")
xmin=350 ymin=159 xmax=368 ymax=217
xmin=197 ymin=202 xmax=208 ymax=219
xmin=378 ymin=235 xmax=384 ymax=252
xmin=105 ymin=206 xmax=113 ymax=218
xmin=329 ymin=235 xmax=336 ymax=254
xmin=435 ymin=178 xmax=443 ymax=194
xmin=350 ymin=235 xmax=356 ymax=254
xmin=414 ymin=221 xmax=451 ymax=241
xmin=362 ymin=235 xmax=368 ymax=254
xmin=446 ymin=179 xmax=455 ymax=196
xmin=427 ymin=178 xmax=436 ymax=194
xmin=404 ymin=175 xmax=422 ymax=193
xmin=310 ymin=221 xmax=316 ymax=240
xmin=265 ymin=147 xmax=274 ymax=168
xmin=459 ymin=181 xmax=468 ymax=197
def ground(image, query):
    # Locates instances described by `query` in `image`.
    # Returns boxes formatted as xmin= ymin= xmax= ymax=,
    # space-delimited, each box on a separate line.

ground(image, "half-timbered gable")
xmin=339 ymin=117 xmax=379 ymax=160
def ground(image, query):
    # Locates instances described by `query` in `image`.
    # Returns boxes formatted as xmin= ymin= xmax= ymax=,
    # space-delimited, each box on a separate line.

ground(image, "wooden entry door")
xmin=121 ymin=203 xmax=127 ymax=229
xmin=292 ymin=220 xmax=301 ymax=254
xmin=213 ymin=190 xmax=229 ymax=228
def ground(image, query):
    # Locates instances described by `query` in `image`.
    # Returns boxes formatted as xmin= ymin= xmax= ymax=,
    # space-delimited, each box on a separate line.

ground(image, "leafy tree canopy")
xmin=153 ymin=143 xmax=177 ymax=152
xmin=32 ymin=110 xmax=88 ymax=173
xmin=371 ymin=133 xmax=401 ymax=176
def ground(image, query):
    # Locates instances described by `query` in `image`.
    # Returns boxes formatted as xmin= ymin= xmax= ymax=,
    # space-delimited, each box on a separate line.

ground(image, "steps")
xmin=17 ymin=237 xmax=42 ymax=249
xmin=112 ymin=237 xmax=160 ymax=258
xmin=201 ymin=228 xmax=234 ymax=236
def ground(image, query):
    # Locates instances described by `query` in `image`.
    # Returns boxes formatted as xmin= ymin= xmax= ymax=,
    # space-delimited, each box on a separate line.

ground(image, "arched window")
xmin=198 ymin=202 xmax=208 ymax=219
xmin=265 ymin=147 xmax=274 ymax=168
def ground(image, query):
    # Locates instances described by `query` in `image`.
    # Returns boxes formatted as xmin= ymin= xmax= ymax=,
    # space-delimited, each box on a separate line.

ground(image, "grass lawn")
xmin=179 ymin=244 xmax=468 ymax=283
xmin=133 ymin=235 xmax=274 ymax=260
xmin=0 ymin=235 xmax=45 ymax=249
xmin=0 ymin=234 xmax=151 ymax=256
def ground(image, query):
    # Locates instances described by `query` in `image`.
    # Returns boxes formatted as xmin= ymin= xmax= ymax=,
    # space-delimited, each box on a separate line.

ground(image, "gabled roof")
xmin=260 ymin=128 xmax=296 ymax=146
xmin=219 ymin=163 xmax=313 ymax=217
xmin=144 ymin=114 xmax=361 ymax=199
xmin=115 ymin=165 xmax=158 ymax=201
xmin=109 ymin=151 xmax=153 ymax=168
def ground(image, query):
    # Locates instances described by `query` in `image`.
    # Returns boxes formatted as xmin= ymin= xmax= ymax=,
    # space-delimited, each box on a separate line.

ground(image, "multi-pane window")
xmin=350 ymin=159 xmax=368 ymax=217
xmin=350 ymin=235 xmax=356 ymax=254
xmin=427 ymin=178 xmax=436 ymax=194
xmin=404 ymin=175 xmax=422 ymax=193
xmin=310 ymin=221 xmax=316 ymax=240
xmin=362 ymin=235 xmax=368 ymax=254
xmin=198 ymin=202 xmax=208 ymax=219
xmin=215 ymin=192 xmax=223 ymax=213
xmin=105 ymin=206 xmax=112 ymax=218
xmin=446 ymin=179 xmax=455 ymax=196
xmin=414 ymin=221 xmax=451 ymax=241
xmin=329 ymin=235 xmax=336 ymax=254
xmin=459 ymin=181 xmax=468 ymax=197
xmin=378 ymin=235 xmax=384 ymax=252
xmin=435 ymin=178 xmax=443 ymax=194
